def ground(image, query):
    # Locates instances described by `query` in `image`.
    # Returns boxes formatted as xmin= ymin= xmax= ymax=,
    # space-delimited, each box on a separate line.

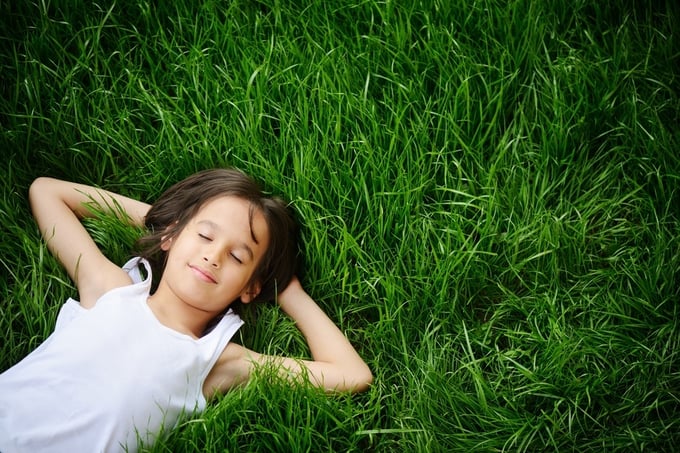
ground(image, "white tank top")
xmin=0 ymin=257 xmax=243 ymax=452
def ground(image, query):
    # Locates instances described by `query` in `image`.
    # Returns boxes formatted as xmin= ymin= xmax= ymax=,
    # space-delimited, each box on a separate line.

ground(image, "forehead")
xmin=193 ymin=196 xmax=269 ymax=245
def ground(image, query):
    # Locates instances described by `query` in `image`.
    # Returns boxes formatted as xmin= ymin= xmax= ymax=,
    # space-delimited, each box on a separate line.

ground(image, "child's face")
xmin=158 ymin=195 xmax=270 ymax=315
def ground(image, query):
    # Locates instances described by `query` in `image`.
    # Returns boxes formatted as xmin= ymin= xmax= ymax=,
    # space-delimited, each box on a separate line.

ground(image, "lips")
xmin=189 ymin=265 xmax=217 ymax=284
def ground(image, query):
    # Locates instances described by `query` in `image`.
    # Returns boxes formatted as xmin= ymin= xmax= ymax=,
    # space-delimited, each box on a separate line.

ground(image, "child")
xmin=0 ymin=168 xmax=372 ymax=452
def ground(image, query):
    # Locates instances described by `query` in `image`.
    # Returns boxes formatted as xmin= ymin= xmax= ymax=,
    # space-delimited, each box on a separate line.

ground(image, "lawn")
xmin=1 ymin=1 xmax=678 ymax=451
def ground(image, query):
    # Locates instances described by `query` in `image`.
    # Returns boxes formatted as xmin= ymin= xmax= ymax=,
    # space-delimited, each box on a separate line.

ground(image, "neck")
xmin=146 ymin=293 xmax=215 ymax=339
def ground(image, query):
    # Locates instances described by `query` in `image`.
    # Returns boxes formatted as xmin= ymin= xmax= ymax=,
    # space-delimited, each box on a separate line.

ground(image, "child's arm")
xmin=205 ymin=277 xmax=373 ymax=395
xmin=29 ymin=177 xmax=150 ymax=308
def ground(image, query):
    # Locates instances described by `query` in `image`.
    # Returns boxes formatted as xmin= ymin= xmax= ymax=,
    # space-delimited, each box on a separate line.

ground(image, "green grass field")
xmin=1 ymin=1 xmax=678 ymax=451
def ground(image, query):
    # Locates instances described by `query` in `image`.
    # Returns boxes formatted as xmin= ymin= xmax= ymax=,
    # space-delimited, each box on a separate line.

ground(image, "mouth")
xmin=189 ymin=265 xmax=217 ymax=284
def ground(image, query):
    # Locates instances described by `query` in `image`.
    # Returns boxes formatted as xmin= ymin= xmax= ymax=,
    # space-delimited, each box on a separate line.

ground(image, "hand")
xmin=277 ymin=275 xmax=305 ymax=308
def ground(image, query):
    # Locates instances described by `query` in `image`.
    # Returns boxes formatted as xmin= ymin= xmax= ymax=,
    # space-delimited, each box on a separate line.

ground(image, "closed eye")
xmin=230 ymin=253 xmax=243 ymax=264
xmin=198 ymin=233 xmax=212 ymax=241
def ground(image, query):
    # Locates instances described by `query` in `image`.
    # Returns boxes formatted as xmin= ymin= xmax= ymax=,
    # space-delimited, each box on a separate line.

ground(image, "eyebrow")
xmin=197 ymin=219 xmax=255 ymax=259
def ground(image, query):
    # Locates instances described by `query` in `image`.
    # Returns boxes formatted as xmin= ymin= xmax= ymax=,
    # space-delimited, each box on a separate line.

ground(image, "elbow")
xmin=28 ymin=177 xmax=49 ymax=201
xmin=324 ymin=362 xmax=373 ymax=394
xmin=29 ymin=176 xmax=55 ymax=191
xmin=362 ymin=366 xmax=374 ymax=391
xmin=28 ymin=177 xmax=57 ymax=209
xmin=350 ymin=363 xmax=374 ymax=393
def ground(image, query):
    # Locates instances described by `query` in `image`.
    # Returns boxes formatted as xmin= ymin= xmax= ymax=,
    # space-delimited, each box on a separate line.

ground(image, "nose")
xmin=203 ymin=252 xmax=220 ymax=268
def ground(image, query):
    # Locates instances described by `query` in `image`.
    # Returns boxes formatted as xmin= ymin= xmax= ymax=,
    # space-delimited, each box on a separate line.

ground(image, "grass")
xmin=1 ymin=0 xmax=679 ymax=451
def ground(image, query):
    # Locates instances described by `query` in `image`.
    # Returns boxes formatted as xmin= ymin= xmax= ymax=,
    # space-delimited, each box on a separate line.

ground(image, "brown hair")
xmin=135 ymin=168 xmax=298 ymax=311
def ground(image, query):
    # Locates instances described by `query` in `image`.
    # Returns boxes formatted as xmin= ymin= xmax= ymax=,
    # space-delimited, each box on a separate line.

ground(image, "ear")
xmin=160 ymin=234 xmax=173 ymax=251
xmin=159 ymin=222 xmax=179 ymax=251
xmin=240 ymin=282 xmax=262 ymax=304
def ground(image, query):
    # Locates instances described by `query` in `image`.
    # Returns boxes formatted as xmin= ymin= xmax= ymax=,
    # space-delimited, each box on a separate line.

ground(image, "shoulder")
xmin=203 ymin=343 xmax=259 ymax=399
xmin=78 ymin=264 xmax=133 ymax=308
xmin=78 ymin=258 xmax=144 ymax=308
